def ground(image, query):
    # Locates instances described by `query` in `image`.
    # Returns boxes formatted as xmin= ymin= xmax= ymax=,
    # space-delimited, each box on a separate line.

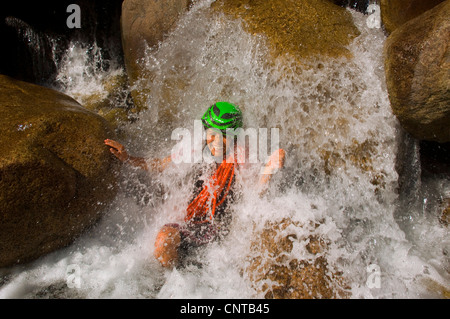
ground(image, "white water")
xmin=1 ymin=1 xmax=448 ymax=299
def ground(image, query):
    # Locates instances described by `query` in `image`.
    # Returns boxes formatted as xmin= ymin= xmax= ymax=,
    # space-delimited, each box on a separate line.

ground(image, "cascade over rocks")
xmin=384 ymin=0 xmax=450 ymax=143
xmin=120 ymin=0 xmax=360 ymax=111
xmin=210 ymin=0 xmax=364 ymax=297
xmin=1 ymin=0 xmax=124 ymax=85
xmin=0 ymin=75 xmax=118 ymax=267
xmin=120 ymin=0 xmax=192 ymax=111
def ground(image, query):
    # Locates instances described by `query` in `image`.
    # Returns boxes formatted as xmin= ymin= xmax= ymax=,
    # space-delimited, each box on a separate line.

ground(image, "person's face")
xmin=206 ymin=128 xmax=228 ymax=157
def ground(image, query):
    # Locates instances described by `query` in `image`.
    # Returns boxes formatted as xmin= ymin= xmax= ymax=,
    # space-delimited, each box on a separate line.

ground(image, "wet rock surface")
xmin=213 ymin=0 xmax=360 ymax=61
xmin=384 ymin=0 xmax=450 ymax=143
xmin=380 ymin=0 xmax=445 ymax=34
xmin=0 ymin=75 xmax=118 ymax=267
xmin=246 ymin=219 xmax=350 ymax=299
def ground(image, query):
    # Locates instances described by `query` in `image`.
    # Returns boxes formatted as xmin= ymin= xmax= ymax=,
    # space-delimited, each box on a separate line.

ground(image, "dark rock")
xmin=380 ymin=0 xmax=445 ymax=34
xmin=332 ymin=0 xmax=369 ymax=13
xmin=384 ymin=0 xmax=450 ymax=143
xmin=0 ymin=0 xmax=124 ymax=85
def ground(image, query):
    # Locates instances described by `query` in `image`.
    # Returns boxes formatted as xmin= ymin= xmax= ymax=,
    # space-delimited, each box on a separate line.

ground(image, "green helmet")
xmin=201 ymin=102 xmax=243 ymax=135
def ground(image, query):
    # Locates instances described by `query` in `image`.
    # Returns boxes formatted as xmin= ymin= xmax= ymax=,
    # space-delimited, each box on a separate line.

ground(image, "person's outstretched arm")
xmin=104 ymin=139 xmax=172 ymax=172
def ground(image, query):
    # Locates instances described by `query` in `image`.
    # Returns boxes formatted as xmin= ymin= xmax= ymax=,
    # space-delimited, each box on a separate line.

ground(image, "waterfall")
xmin=3 ymin=16 xmax=63 ymax=85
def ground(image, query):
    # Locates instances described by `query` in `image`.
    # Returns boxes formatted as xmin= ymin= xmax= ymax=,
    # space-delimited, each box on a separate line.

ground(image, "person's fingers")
xmin=104 ymin=139 xmax=116 ymax=148
xmin=104 ymin=139 xmax=115 ymax=146
xmin=104 ymin=139 xmax=123 ymax=151
xmin=267 ymin=149 xmax=285 ymax=169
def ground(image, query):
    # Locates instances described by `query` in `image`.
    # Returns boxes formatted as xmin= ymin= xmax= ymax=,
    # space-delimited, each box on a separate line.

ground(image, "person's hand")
xmin=262 ymin=149 xmax=285 ymax=175
xmin=258 ymin=149 xmax=286 ymax=194
xmin=104 ymin=139 xmax=129 ymax=162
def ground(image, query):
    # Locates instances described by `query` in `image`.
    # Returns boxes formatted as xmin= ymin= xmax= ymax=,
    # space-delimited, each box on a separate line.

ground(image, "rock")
xmin=419 ymin=141 xmax=450 ymax=177
xmin=384 ymin=1 xmax=450 ymax=143
xmin=120 ymin=0 xmax=191 ymax=111
xmin=380 ymin=0 xmax=445 ymax=34
xmin=212 ymin=0 xmax=360 ymax=61
xmin=245 ymin=219 xmax=350 ymax=299
xmin=439 ymin=198 xmax=450 ymax=226
xmin=421 ymin=277 xmax=450 ymax=298
xmin=0 ymin=75 xmax=118 ymax=268
xmin=319 ymin=138 xmax=387 ymax=194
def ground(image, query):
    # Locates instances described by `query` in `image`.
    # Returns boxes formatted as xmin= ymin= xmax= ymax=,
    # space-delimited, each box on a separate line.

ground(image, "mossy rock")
xmin=212 ymin=0 xmax=360 ymax=61
xmin=0 ymin=75 xmax=119 ymax=268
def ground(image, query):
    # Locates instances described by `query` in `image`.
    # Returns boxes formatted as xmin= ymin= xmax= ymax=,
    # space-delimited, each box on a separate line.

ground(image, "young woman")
xmin=105 ymin=102 xmax=285 ymax=268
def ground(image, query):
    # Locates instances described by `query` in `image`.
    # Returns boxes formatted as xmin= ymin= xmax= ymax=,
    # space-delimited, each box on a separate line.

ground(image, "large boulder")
xmin=384 ymin=1 xmax=450 ymax=143
xmin=0 ymin=75 xmax=118 ymax=268
xmin=380 ymin=0 xmax=445 ymax=34
xmin=246 ymin=219 xmax=350 ymax=299
xmin=212 ymin=0 xmax=360 ymax=61
xmin=120 ymin=0 xmax=191 ymax=111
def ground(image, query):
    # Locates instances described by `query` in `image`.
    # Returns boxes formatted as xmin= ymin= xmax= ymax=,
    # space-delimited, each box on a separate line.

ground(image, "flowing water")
xmin=1 ymin=1 xmax=449 ymax=299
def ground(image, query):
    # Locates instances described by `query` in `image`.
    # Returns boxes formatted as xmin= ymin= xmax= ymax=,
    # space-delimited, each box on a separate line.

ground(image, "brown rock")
xmin=380 ymin=0 xmax=445 ymax=34
xmin=421 ymin=277 xmax=450 ymax=298
xmin=439 ymin=198 xmax=450 ymax=226
xmin=76 ymin=72 xmax=132 ymax=126
xmin=212 ymin=0 xmax=360 ymax=61
xmin=0 ymin=75 xmax=118 ymax=267
xmin=246 ymin=219 xmax=350 ymax=299
xmin=384 ymin=0 xmax=450 ymax=143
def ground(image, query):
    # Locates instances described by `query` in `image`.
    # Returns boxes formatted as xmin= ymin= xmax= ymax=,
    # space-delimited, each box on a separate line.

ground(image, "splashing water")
xmin=52 ymin=40 xmax=130 ymax=116
xmin=1 ymin=1 xmax=448 ymax=299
